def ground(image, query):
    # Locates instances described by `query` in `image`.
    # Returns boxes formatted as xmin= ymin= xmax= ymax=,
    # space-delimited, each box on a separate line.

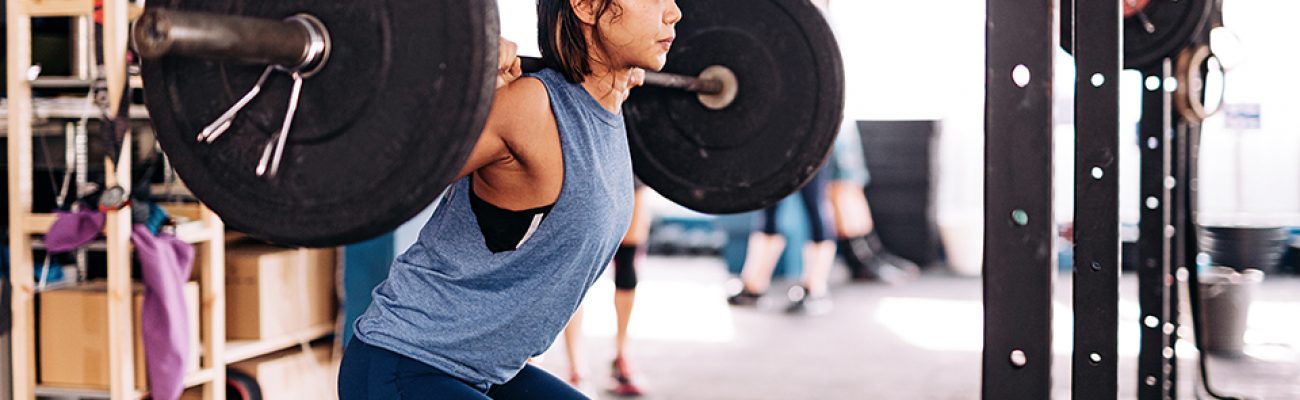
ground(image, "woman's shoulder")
xmin=490 ymin=76 xmax=559 ymax=151
xmin=495 ymin=76 xmax=553 ymax=124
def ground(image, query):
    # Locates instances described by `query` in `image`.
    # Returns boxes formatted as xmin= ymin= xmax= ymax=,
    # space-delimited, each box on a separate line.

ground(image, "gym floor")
xmin=534 ymin=256 xmax=1300 ymax=399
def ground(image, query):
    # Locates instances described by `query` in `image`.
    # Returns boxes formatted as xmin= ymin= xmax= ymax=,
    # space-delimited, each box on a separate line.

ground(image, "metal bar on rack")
xmin=1167 ymin=97 xmax=1191 ymax=400
xmin=1137 ymin=60 xmax=1175 ymax=400
xmin=981 ymin=0 xmax=1057 ymax=398
xmin=1071 ymin=0 xmax=1122 ymax=397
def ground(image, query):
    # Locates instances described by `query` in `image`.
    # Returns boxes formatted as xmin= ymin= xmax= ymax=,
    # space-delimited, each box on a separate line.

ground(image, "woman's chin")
xmin=642 ymin=57 xmax=668 ymax=72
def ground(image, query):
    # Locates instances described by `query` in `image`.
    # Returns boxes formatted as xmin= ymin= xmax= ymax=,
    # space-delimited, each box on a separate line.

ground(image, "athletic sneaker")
xmin=725 ymin=279 xmax=764 ymax=306
xmin=839 ymin=235 xmax=920 ymax=285
xmin=784 ymin=285 xmax=832 ymax=315
xmin=610 ymin=357 xmax=643 ymax=396
xmin=726 ymin=288 xmax=764 ymax=306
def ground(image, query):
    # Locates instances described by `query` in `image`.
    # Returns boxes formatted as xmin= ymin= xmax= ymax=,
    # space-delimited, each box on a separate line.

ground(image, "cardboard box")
xmin=38 ymin=281 xmax=201 ymax=390
xmin=225 ymin=245 xmax=336 ymax=340
xmin=229 ymin=343 xmax=334 ymax=399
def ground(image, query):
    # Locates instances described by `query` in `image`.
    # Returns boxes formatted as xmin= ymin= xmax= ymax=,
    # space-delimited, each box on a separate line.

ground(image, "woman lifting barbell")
xmin=338 ymin=0 xmax=680 ymax=398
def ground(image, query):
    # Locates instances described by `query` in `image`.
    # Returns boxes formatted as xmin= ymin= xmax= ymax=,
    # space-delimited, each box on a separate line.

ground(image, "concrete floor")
xmin=535 ymin=256 xmax=1300 ymax=399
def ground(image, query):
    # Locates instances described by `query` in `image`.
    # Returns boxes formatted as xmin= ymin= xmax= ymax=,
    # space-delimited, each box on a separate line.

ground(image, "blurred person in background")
xmin=562 ymin=184 xmax=653 ymax=396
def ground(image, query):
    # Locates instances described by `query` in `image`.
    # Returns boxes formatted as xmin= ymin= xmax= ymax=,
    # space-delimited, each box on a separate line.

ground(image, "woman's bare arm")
xmin=455 ymin=38 xmax=527 ymax=180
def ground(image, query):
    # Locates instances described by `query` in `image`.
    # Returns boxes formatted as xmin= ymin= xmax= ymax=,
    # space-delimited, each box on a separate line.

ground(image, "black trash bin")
xmin=1200 ymin=226 xmax=1289 ymax=274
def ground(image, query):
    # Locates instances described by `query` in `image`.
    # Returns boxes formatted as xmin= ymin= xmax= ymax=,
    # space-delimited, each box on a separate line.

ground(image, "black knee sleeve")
xmin=756 ymin=206 xmax=780 ymax=235
xmin=613 ymin=245 xmax=639 ymax=290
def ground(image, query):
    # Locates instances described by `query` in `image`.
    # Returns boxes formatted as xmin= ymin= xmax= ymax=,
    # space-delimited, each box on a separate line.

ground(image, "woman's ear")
xmin=569 ymin=0 xmax=599 ymax=25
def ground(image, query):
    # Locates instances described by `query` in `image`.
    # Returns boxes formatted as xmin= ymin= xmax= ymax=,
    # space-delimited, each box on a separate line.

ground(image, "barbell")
xmin=133 ymin=0 xmax=844 ymax=247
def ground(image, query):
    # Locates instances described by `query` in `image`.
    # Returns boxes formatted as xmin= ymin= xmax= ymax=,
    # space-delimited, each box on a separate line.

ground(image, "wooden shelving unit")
xmin=223 ymin=324 xmax=336 ymax=365
xmin=6 ymin=1 xmax=146 ymax=398
xmin=33 ymin=368 xmax=217 ymax=399
xmin=5 ymin=2 xmax=337 ymax=399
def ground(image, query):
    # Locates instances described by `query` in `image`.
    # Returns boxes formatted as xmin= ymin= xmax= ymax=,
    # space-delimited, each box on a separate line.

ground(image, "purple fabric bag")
xmin=132 ymin=225 xmax=195 ymax=400
xmin=44 ymin=209 xmax=105 ymax=253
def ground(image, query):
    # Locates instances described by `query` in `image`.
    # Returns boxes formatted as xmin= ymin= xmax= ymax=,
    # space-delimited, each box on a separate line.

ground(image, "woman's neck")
xmin=581 ymin=60 xmax=635 ymax=114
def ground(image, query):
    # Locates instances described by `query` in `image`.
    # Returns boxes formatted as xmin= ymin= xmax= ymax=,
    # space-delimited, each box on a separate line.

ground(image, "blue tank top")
xmin=353 ymin=68 xmax=635 ymax=387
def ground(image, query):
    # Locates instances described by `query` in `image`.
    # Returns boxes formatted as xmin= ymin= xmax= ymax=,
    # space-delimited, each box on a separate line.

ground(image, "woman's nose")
xmin=665 ymin=0 xmax=682 ymax=25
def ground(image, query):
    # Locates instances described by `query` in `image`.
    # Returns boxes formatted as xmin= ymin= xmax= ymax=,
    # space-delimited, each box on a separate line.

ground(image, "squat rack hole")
xmin=1009 ymin=349 xmax=1028 ymax=368
xmin=1145 ymin=75 xmax=1161 ymax=91
xmin=1011 ymin=209 xmax=1029 ymax=226
xmin=1090 ymin=73 xmax=1105 ymax=87
xmin=1012 ymin=64 xmax=1031 ymax=87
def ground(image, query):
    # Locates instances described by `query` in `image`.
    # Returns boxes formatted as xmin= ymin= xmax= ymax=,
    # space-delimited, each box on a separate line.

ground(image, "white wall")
xmin=827 ymin=0 xmax=986 ymax=226
xmin=499 ymin=0 xmax=543 ymax=56
xmin=1053 ymin=0 xmax=1300 ymax=229
xmin=1196 ymin=0 xmax=1300 ymax=226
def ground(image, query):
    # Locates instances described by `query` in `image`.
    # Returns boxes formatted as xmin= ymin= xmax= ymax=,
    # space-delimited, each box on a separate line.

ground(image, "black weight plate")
xmin=141 ymin=0 xmax=498 ymax=246
xmin=1060 ymin=0 xmax=1213 ymax=69
xmin=624 ymin=0 xmax=843 ymax=214
xmin=225 ymin=369 xmax=263 ymax=400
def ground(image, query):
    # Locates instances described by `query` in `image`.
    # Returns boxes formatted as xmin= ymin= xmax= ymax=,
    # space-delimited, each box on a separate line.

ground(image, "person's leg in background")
xmin=609 ymin=186 xmax=652 ymax=395
xmin=827 ymin=120 xmax=919 ymax=285
xmin=728 ymin=205 xmax=787 ymax=305
xmin=831 ymin=185 xmax=917 ymax=284
xmin=786 ymin=168 xmax=837 ymax=314
xmin=559 ymin=186 xmax=652 ymax=394
xmin=560 ymin=306 xmax=585 ymax=385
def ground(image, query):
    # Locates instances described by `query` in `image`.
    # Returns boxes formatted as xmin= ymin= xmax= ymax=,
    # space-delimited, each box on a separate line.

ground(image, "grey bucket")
xmin=1198 ymin=267 xmax=1265 ymax=356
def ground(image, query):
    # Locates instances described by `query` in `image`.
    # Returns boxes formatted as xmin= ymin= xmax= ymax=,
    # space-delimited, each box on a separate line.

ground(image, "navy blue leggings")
xmin=757 ymin=167 xmax=834 ymax=242
xmin=338 ymin=338 xmax=587 ymax=399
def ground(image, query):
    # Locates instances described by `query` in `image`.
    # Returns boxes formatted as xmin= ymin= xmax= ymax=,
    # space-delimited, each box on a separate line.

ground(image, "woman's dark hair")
xmin=537 ymin=0 xmax=622 ymax=83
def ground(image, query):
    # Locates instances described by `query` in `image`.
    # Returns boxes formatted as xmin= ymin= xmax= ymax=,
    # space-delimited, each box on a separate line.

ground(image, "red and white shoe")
xmin=610 ymin=357 xmax=644 ymax=396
